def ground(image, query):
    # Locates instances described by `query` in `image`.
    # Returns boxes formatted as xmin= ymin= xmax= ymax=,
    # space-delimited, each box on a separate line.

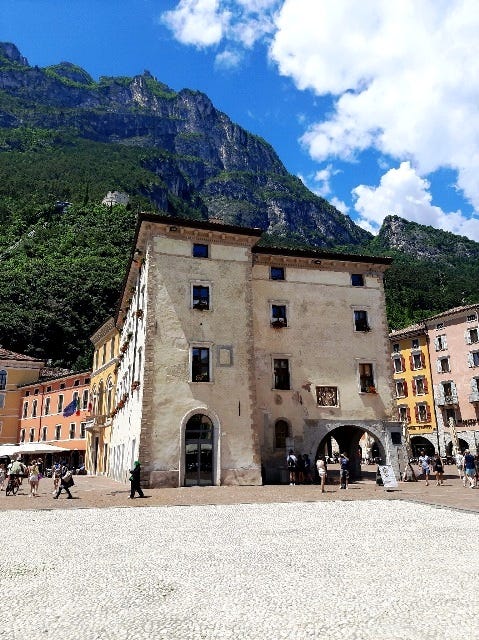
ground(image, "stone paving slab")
xmin=0 ymin=499 xmax=477 ymax=640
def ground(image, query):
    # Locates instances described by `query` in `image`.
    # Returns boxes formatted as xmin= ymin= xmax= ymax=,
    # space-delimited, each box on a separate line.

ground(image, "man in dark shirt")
xmin=339 ymin=453 xmax=350 ymax=489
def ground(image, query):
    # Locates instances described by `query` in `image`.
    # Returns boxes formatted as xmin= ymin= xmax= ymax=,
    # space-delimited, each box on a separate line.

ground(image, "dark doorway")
xmin=184 ymin=414 xmax=214 ymax=486
xmin=410 ymin=436 xmax=435 ymax=457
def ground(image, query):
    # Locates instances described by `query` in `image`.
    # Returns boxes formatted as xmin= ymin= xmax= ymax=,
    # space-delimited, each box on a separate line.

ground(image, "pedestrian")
xmin=286 ymin=449 xmax=297 ymax=486
xmin=433 ymin=453 xmax=444 ymax=486
xmin=418 ymin=450 xmax=431 ymax=486
xmin=463 ymin=450 xmax=476 ymax=488
xmin=339 ymin=452 xmax=349 ymax=489
xmin=28 ymin=458 xmax=40 ymax=497
xmin=455 ymin=450 xmax=465 ymax=483
xmin=296 ymin=453 xmax=305 ymax=484
xmin=303 ymin=454 xmax=313 ymax=484
xmin=316 ymin=457 xmax=327 ymax=493
xmin=52 ymin=462 xmax=62 ymax=492
xmin=129 ymin=460 xmax=145 ymax=498
xmin=53 ymin=464 xmax=74 ymax=499
xmin=0 ymin=464 xmax=5 ymax=490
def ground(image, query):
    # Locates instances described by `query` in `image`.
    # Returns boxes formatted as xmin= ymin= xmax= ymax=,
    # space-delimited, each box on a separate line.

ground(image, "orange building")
xmin=389 ymin=324 xmax=437 ymax=456
xmin=0 ymin=347 xmax=44 ymax=444
xmin=18 ymin=370 xmax=91 ymax=468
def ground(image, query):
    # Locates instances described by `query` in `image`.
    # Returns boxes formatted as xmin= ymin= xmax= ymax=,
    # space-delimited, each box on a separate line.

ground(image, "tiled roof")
xmin=389 ymin=322 xmax=426 ymax=338
xmin=0 ymin=347 xmax=43 ymax=362
xmin=424 ymin=303 xmax=479 ymax=322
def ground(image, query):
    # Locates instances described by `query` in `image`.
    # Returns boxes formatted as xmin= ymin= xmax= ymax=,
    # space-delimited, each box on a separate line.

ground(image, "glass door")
xmin=184 ymin=414 xmax=214 ymax=486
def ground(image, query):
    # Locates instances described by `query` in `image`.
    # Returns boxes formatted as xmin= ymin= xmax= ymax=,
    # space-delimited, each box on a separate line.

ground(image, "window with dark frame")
xmin=270 ymin=266 xmax=285 ymax=281
xmin=22 ymin=402 xmax=28 ymax=418
xmin=412 ymin=338 xmax=419 ymax=349
xmin=273 ymin=358 xmax=291 ymax=390
xmin=274 ymin=420 xmax=289 ymax=448
xmin=392 ymin=343 xmax=400 ymax=353
xmin=192 ymin=347 xmax=210 ymax=382
xmin=192 ymin=285 xmax=210 ymax=310
xmin=29 ymin=428 xmax=34 ymax=443
xmin=271 ymin=304 xmax=287 ymax=327
xmin=351 ymin=274 xmax=364 ymax=286
xmin=0 ymin=370 xmax=6 ymax=390
xmin=192 ymin=243 xmax=209 ymax=258
xmin=359 ymin=363 xmax=375 ymax=392
xmin=55 ymin=425 xmax=61 ymax=440
xmin=20 ymin=429 xmax=25 ymax=443
xmin=44 ymin=397 xmax=50 ymax=415
xmin=42 ymin=426 xmax=47 ymax=442
xmin=354 ymin=310 xmax=370 ymax=332
xmin=393 ymin=357 xmax=403 ymax=373
xmin=412 ymin=353 xmax=423 ymax=369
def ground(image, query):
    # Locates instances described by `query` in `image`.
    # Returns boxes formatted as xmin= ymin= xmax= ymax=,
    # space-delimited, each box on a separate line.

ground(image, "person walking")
xmin=52 ymin=462 xmax=62 ymax=493
xmin=28 ymin=459 xmax=40 ymax=497
xmin=316 ymin=457 xmax=327 ymax=493
xmin=286 ymin=450 xmax=297 ymax=486
xmin=129 ymin=460 xmax=145 ymax=498
xmin=455 ymin=450 xmax=465 ymax=483
xmin=418 ymin=450 xmax=431 ymax=486
xmin=433 ymin=453 xmax=444 ymax=486
xmin=463 ymin=450 xmax=476 ymax=488
xmin=53 ymin=464 xmax=74 ymax=499
xmin=0 ymin=464 xmax=5 ymax=491
xmin=339 ymin=452 xmax=350 ymax=489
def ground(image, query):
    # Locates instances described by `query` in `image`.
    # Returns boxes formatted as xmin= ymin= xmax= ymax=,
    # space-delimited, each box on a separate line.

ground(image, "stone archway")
xmin=303 ymin=419 xmax=402 ymax=481
xmin=315 ymin=425 xmax=387 ymax=480
xmin=410 ymin=436 xmax=435 ymax=457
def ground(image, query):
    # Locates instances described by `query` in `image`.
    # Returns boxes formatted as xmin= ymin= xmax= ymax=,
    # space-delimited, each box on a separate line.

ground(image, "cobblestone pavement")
xmin=0 ymin=470 xmax=478 ymax=639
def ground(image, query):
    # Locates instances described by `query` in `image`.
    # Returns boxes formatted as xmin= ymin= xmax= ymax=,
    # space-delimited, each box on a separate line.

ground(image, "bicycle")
xmin=5 ymin=475 xmax=20 ymax=496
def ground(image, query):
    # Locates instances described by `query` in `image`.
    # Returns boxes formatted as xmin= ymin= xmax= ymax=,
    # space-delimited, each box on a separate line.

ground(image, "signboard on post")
xmin=378 ymin=465 xmax=398 ymax=490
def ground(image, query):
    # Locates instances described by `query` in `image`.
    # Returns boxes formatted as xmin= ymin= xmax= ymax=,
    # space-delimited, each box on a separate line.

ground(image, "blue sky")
xmin=2 ymin=0 xmax=479 ymax=241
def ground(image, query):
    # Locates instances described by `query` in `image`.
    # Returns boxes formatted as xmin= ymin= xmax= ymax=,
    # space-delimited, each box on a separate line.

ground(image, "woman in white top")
xmin=28 ymin=459 xmax=40 ymax=497
xmin=316 ymin=457 xmax=327 ymax=493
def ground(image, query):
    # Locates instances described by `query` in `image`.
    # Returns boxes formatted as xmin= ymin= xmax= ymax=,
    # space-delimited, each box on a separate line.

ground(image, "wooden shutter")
xmin=411 ymin=379 xmax=417 ymax=395
xmin=406 ymin=407 xmax=411 ymax=423
xmin=420 ymin=352 xmax=425 ymax=367
xmin=414 ymin=405 xmax=419 ymax=421
xmin=465 ymin=329 xmax=471 ymax=345
xmin=423 ymin=378 xmax=429 ymax=393
xmin=426 ymin=405 xmax=431 ymax=421
xmin=400 ymin=355 xmax=405 ymax=371
xmin=409 ymin=355 xmax=414 ymax=370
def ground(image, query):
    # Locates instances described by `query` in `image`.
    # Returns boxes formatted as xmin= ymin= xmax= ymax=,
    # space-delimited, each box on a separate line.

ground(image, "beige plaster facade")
xmin=104 ymin=214 xmax=403 ymax=487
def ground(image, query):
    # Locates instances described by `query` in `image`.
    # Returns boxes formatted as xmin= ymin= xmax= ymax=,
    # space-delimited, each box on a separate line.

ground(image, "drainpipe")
xmin=425 ymin=332 xmax=441 ymax=456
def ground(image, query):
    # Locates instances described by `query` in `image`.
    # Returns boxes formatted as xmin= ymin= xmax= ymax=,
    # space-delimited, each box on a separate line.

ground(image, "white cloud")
xmin=215 ymin=49 xmax=243 ymax=69
xmin=161 ymin=0 xmax=280 ymax=49
xmin=161 ymin=0 xmax=229 ymax=47
xmin=269 ymin=0 xmax=479 ymax=211
xmin=352 ymin=162 xmax=479 ymax=241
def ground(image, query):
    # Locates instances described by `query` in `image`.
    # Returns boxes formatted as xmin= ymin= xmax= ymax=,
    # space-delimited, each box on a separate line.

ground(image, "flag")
xmin=63 ymin=398 xmax=78 ymax=417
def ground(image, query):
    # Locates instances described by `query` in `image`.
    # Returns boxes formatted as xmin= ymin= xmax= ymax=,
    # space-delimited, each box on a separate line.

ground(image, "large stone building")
xmin=104 ymin=213 xmax=402 ymax=487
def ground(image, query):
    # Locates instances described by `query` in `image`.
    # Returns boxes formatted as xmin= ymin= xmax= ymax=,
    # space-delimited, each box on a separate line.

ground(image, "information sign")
xmin=378 ymin=465 xmax=398 ymax=490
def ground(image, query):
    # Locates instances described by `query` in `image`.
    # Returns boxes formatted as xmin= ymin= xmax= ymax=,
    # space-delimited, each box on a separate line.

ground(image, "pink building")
xmin=425 ymin=303 xmax=479 ymax=454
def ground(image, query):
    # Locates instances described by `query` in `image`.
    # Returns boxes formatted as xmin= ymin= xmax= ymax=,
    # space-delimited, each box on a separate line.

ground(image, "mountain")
xmin=0 ymin=42 xmax=478 ymax=368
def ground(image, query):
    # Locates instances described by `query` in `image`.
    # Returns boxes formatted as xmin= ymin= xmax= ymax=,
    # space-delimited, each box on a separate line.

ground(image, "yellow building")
xmin=85 ymin=318 xmax=119 ymax=474
xmin=0 ymin=347 xmax=44 ymax=444
xmin=389 ymin=324 xmax=437 ymax=455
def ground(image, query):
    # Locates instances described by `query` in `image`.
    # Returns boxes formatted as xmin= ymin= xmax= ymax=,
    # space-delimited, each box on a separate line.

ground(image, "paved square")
xmin=1 ymin=500 xmax=477 ymax=639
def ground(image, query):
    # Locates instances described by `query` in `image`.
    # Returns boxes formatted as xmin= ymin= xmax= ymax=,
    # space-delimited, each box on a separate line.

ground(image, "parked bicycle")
xmin=5 ymin=475 xmax=21 ymax=496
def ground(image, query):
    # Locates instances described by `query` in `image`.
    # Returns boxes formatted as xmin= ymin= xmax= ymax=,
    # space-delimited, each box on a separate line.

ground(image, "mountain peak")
xmin=0 ymin=42 xmax=29 ymax=67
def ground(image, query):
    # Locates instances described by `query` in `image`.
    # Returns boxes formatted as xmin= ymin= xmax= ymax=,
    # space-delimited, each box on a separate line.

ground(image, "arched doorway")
xmin=410 ymin=436 xmax=435 ymax=458
xmin=446 ymin=438 xmax=470 ymax=456
xmin=315 ymin=425 xmax=387 ymax=481
xmin=184 ymin=413 xmax=214 ymax=486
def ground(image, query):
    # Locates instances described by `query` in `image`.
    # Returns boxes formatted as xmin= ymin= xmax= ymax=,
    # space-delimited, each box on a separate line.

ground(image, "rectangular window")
xmin=316 ymin=386 xmax=338 ymax=407
xmin=435 ymin=335 xmax=447 ymax=350
xmin=467 ymin=328 xmax=479 ymax=344
xmin=22 ymin=401 xmax=28 ymax=418
xmin=351 ymin=274 xmax=364 ymax=286
xmin=393 ymin=357 xmax=404 ymax=373
xmin=467 ymin=314 xmax=477 ymax=322
xmin=270 ymin=266 xmax=285 ymax=281
xmin=274 ymin=358 xmax=291 ymax=390
xmin=395 ymin=380 xmax=406 ymax=398
xmin=271 ymin=304 xmax=287 ymax=327
xmin=57 ymin=395 xmax=64 ymax=413
xmin=80 ymin=423 xmax=86 ymax=439
xmin=55 ymin=425 xmax=61 ymax=440
xmin=29 ymin=428 xmax=35 ymax=443
xmin=192 ymin=243 xmax=209 ymax=258
xmin=392 ymin=343 xmax=400 ymax=353
xmin=32 ymin=399 xmax=37 ymax=418
xmin=44 ymin=397 xmax=50 ymax=415
xmin=41 ymin=426 xmax=47 ymax=441
xmin=20 ymin=429 xmax=25 ymax=443
xmin=439 ymin=357 xmax=450 ymax=373
xmin=82 ymin=389 xmax=89 ymax=410
xmin=192 ymin=347 xmax=210 ymax=382
xmin=354 ymin=310 xmax=370 ymax=332
xmin=415 ymin=377 xmax=425 ymax=395
xmin=412 ymin=338 xmax=419 ymax=349
xmin=398 ymin=406 xmax=408 ymax=422
xmin=359 ymin=363 xmax=375 ymax=393
xmin=192 ymin=285 xmax=210 ymax=310
xmin=69 ymin=423 xmax=75 ymax=439
xmin=471 ymin=352 xmax=479 ymax=367
xmin=412 ymin=353 xmax=423 ymax=369
xmin=417 ymin=404 xmax=428 ymax=422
